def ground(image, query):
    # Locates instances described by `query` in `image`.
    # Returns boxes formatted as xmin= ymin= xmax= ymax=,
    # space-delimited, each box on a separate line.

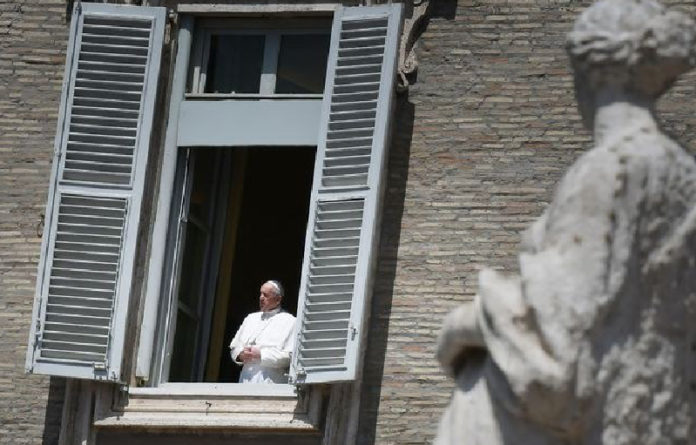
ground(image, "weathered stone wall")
xmin=0 ymin=0 xmax=68 ymax=444
xmin=360 ymin=0 xmax=696 ymax=443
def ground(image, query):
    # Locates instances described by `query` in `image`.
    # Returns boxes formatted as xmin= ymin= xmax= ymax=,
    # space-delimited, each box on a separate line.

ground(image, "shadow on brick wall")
xmin=356 ymin=94 xmax=414 ymax=445
xmin=42 ymin=377 xmax=66 ymax=445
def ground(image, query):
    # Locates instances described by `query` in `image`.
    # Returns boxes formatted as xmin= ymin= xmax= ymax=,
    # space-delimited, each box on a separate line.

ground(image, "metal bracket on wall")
xmin=397 ymin=0 xmax=431 ymax=92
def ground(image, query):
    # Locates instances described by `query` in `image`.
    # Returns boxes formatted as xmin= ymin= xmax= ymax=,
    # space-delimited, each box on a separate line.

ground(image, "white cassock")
xmin=229 ymin=307 xmax=296 ymax=383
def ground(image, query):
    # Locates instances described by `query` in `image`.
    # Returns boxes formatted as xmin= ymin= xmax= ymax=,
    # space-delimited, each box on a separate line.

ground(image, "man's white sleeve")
xmin=229 ymin=317 xmax=248 ymax=364
xmin=259 ymin=316 xmax=296 ymax=368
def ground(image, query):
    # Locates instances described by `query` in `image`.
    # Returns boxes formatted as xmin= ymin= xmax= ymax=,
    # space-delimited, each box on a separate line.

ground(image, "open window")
xmin=27 ymin=3 xmax=404 ymax=390
xmin=162 ymin=146 xmax=316 ymax=383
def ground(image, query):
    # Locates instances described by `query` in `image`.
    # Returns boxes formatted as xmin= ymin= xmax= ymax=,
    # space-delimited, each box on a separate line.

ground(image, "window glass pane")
xmin=275 ymin=34 xmax=330 ymax=94
xmin=177 ymin=223 xmax=208 ymax=310
xmin=189 ymin=151 xmax=217 ymax=221
xmin=205 ymin=35 xmax=265 ymax=94
xmin=169 ymin=311 xmax=197 ymax=382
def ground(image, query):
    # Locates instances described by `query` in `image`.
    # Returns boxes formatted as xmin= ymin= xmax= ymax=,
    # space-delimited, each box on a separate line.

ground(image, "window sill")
xmin=131 ymin=383 xmax=297 ymax=397
xmin=94 ymin=383 xmax=320 ymax=431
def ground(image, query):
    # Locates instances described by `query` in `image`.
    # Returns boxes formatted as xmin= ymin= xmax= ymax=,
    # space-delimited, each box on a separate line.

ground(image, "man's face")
xmin=259 ymin=282 xmax=281 ymax=312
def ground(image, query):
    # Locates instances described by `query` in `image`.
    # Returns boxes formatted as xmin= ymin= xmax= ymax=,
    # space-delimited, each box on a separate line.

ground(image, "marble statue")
xmin=436 ymin=0 xmax=696 ymax=443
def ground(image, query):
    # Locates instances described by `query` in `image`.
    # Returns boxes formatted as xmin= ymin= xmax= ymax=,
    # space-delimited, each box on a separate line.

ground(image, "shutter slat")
xmin=326 ymin=137 xmax=374 ymax=148
xmin=329 ymin=118 xmax=375 ymax=130
xmin=67 ymin=141 xmax=136 ymax=155
xmin=70 ymin=124 xmax=137 ymax=138
xmin=322 ymin=175 xmax=368 ymax=188
xmin=45 ymin=313 xmax=112 ymax=326
xmin=300 ymin=347 xmax=347 ymax=358
xmin=47 ymin=303 xmax=113 ymax=318
xmin=61 ymin=171 xmax=131 ymax=185
xmin=73 ymin=87 xmax=142 ymax=102
xmin=305 ymin=310 xmax=351 ymax=322
xmin=50 ymin=274 xmax=117 ymax=286
xmin=82 ymin=23 xmax=151 ymax=37
xmin=331 ymin=91 xmax=379 ymax=103
xmin=325 ymin=155 xmax=371 ymax=167
xmin=77 ymin=69 xmax=144 ymax=83
xmin=71 ymin=117 xmax=139 ymax=129
xmin=43 ymin=330 xmax=109 ymax=343
xmin=338 ymin=46 xmax=385 ymax=58
xmin=75 ymin=78 xmax=144 ymax=92
xmin=66 ymin=152 xmax=134 ymax=164
xmin=298 ymin=357 xmax=346 ymax=367
xmin=68 ymin=133 xmax=136 ymax=146
xmin=40 ymin=350 xmax=106 ymax=362
xmin=340 ymin=27 xmax=388 ymax=39
xmin=325 ymin=148 xmax=372 ymax=158
xmin=64 ymin=160 xmax=133 ymax=174
xmin=336 ymin=55 xmax=384 ymax=67
xmin=339 ymin=36 xmax=386 ymax=48
xmin=72 ymin=97 xmax=141 ymax=111
xmin=77 ymin=61 xmax=146 ymax=75
xmin=327 ymin=128 xmax=374 ymax=139
xmin=309 ymin=265 xmax=357 ymax=275
xmin=311 ymin=256 xmax=359 ymax=268
xmin=71 ymin=106 xmax=139 ymax=119
xmin=41 ymin=340 xmax=107 ymax=354
xmin=301 ymin=339 xmax=347 ymax=350
xmin=43 ymin=321 xmax=109 ymax=335
xmin=335 ymin=64 xmax=382 ymax=77
xmin=81 ymin=33 xmax=150 ymax=46
xmin=48 ymin=286 xmax=114 ymax=299
xmin=80 ymin=51 xmax=148 ymax=65
xmin=80 ymin=43 xmax=149 ymax=57
xmin=309 ymin=275 xmax=356 ymax=286
xmin=330 ymin=110 xmax=376 ymax=121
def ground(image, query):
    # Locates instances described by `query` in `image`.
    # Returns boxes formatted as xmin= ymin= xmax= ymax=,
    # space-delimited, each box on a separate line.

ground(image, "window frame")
xmin=136 ymin=10 xmax=335 ymax=393
xmin=188 ymin=18 xmax=332 ymax=99
xmin=136 ymin=0 xmax=402 ymax=398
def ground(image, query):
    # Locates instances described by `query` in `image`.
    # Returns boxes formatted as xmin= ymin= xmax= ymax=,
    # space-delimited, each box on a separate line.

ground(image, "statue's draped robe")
xmin=437 ymin=124 xmax=696 ymax=444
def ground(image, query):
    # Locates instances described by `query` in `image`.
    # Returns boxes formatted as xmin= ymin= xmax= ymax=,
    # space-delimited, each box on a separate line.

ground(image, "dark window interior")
xmin=275 ymin=34 xmax=330 ymax=94
xmin=205 ymin=35 xmax=266 ymax=94
xmin=167 ymin=147 xmax=315 ymax=383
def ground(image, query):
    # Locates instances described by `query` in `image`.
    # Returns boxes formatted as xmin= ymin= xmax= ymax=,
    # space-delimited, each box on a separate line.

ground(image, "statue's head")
xmin=567 ymin=0 xmax=696 ymax=121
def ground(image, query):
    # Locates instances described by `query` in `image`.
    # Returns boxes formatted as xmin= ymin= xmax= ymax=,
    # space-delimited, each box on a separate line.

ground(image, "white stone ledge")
xmin=129 ymin=383 xmax=297 ymax=397
xmin=94 ymin=383 xmax=318 ymax=431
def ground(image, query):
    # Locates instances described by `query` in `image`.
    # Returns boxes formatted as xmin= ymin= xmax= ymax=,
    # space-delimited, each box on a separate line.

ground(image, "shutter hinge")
xmin=93 ymin=362 xmax=107 ymax=371
xmin=33 ymin=320 xmax=41 ymax=352
xmin=350 ymin=324 xmax=358 ymax=341
xmin=292 ymin=368 xmax=307 ymax=385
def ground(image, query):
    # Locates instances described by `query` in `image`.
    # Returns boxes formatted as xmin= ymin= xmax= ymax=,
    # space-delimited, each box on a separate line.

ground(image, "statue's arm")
xmin=437 ymin=299 xmax=485 ymax=376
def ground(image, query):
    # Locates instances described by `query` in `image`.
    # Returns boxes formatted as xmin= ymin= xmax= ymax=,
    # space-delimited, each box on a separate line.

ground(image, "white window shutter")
xmin=291 ymin=4 xmax=403 ymax=384
xmin=25 ymin=3 xmax=166 ymax=382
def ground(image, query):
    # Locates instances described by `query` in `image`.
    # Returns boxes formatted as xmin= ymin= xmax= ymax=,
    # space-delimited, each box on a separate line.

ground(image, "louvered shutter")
xmin=290 ymin=4 xmax=403 ymax=384
xmin=25 ymin=3 xmax=165 ymax=382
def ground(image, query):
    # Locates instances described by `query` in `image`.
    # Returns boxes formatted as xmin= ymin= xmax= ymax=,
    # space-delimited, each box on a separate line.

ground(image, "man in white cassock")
xmin=229 ymin=280 xmax=296 ymax=383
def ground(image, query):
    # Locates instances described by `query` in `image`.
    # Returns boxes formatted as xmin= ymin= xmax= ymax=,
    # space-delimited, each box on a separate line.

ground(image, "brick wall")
xmin=360 ymin=0 xmax=696 ymax=443
xmin=0 ymin=0 xmax=68 ymax=444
